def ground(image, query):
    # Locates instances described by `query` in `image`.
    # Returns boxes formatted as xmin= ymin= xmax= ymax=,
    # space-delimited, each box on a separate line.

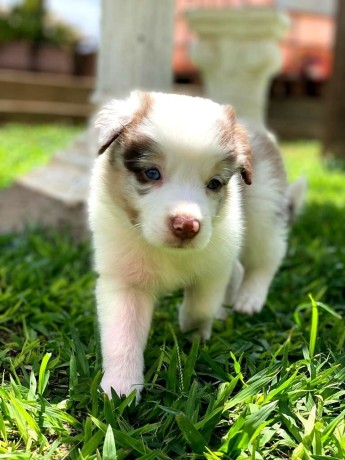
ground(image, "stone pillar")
xmin=93 ymin=0 xmax=174 ymax=104
xmin=185 ymin=7 xmax=289 ymax=125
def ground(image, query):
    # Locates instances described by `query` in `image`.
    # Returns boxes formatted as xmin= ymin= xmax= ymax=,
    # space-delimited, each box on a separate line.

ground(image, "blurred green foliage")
xmin=0 ymin=123 xmax=82 ymax=188
xmin=0 ymin=0 xmax=77 ymax=46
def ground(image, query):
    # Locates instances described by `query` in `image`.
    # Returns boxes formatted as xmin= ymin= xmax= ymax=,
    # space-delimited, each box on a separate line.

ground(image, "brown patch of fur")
xmin=233 ymin=124 xmax=253 ymax=185
xmin=98 ymin=129 xmax=122 ymax=155
xmin=250 ymin=130 xmax=287 ymax=187
xmin=217 ymin=105 xmax=253 ymax=185
xmin=118 ymin=92 xmax=153 ymax=145
xmin=218 ymin=105 xmax=237 ymax=148
xmin=98 ymin=92 xmax=153 ymax=155
xmin=131 ymin=92 xmax=153 ymax=130
xmin=101 ymin=151 xmax=140 ymax=226
xmin=122 ymin=135 xmax=158 ymax=178
xmin=97 ymin=93 xmax=158 ymax=225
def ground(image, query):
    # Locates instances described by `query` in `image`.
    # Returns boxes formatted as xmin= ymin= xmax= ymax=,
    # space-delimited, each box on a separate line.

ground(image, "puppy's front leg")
xmin=96 ymin=276 xmax=154 ymax=400
xmin=179 ymin=274 xmax=230 ymax=340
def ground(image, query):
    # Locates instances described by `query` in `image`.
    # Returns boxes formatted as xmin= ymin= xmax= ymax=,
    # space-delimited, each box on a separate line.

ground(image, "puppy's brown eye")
xmin=207 ymin=178 xmax=223 ymax=191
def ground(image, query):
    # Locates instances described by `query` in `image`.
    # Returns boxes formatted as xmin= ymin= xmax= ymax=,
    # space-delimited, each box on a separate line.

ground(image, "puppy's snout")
xmin=170 ymin=216 xmax=200 ymax=240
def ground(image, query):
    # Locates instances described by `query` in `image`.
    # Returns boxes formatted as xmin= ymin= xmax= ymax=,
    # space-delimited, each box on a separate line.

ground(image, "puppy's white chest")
xmin=119 ymin=248 xmax=203 ymax=292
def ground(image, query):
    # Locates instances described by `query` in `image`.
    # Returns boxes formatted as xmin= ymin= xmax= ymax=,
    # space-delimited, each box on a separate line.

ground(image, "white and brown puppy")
xmin=89 ymin=91 xmax=302 ymax=399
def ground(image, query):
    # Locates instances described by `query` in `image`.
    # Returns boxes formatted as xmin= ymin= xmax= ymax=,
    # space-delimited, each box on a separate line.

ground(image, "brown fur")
xmin=217 ymin=105 xmax=253 ymax=185
xmin=97 ymin=93 xmax=156 ymax=223
xmin=129 ymin=92 xmax=153 ymax=133
xmin=98 ymin=92 xmax=153 ymax=156
xmin=102 ymin=151 xmax=140 ymax=226
xmin=233 ymin=124 xmax=253 ymax=185
xmin=122 ymin=136 xmax=158 ymax=178
xmin=249 ymin=129 xmax=287 ymax=187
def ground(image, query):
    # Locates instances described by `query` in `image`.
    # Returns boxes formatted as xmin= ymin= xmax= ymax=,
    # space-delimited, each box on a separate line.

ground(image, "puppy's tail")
xmin=286 ymin=177 xmax=307 ymax=223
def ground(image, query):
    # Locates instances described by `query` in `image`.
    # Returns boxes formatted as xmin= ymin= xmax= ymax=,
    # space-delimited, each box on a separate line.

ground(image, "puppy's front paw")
xmin=215 ymin=305 xmax=229 ymax=320
xmin=233 ymin=288 xmax=266 ymax=315
xmin=179 ymin=315 xmax=212 ymax=341
xmin=101 ymin=370 xmax=144 ymax=402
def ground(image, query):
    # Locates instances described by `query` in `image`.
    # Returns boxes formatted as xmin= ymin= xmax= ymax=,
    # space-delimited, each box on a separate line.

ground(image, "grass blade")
xmin=38 ymin=353 xmax=52 ymax=396
xmin=176 ymin=412 xmax=207 ymax=455
xmin=102 ymin=425 xmax=117 ymax=460
xmin=309 ymin=295 xmax=319 ymax=358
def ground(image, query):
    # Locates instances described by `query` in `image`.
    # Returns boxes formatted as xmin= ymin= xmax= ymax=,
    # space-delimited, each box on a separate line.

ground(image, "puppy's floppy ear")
xmin=95 ymin=91 xmax=152 ymax=155
xmin=233 ymin=124 xmax=253 ymax=185
xmin=220 ymin=106 xmax=253 ymax=185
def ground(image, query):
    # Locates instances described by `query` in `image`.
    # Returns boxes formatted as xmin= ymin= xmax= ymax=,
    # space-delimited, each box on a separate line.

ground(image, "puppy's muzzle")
xmin=169 ymin=216 xmax=200 ymax=240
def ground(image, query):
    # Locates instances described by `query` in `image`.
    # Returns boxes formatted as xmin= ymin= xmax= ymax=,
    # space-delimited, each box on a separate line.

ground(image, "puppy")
xmin=88 ymin=91 xmax=303 ymax=399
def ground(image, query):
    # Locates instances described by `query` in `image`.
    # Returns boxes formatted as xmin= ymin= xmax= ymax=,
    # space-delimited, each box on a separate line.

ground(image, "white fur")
xmin=88 ymin=91 xmax=301 ymax=400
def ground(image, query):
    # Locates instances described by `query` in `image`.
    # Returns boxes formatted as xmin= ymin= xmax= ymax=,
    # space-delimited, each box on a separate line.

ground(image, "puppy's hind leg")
xmin=179 ymin=273 xmax=231 ymax=340
xmin=217 ymin=260 xmax=244 ymax=319
xmin=234 ymin=218 xmax=288 ymax=315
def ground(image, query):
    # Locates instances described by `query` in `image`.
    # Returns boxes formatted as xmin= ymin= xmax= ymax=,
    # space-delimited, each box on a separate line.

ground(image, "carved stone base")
xmin=185 ymin=7 xmax=289 ymax=125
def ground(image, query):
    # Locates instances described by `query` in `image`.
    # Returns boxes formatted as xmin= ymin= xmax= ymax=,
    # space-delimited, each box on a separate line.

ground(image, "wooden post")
xmin=323 ymin=0 xmax=345 ymax=159
xmin=93 ymin=0 xmax=174 ymax=104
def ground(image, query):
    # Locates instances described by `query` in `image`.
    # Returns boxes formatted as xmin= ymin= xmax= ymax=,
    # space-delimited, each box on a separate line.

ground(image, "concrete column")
xmin=93 ymin=0 xmax=174 ymax=104
xmin=185 ymin=7 xmax=289 ymax=125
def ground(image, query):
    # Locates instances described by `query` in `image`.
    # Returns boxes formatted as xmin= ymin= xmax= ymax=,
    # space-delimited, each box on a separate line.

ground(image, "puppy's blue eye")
xmin=207 ymin=178 xmax=223 ymax=191
xmin=144 ymin=168 xmax=161 ymax=181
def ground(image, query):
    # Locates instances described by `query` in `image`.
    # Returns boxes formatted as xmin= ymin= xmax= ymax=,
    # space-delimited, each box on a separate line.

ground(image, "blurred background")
xmin=0 ymin=0 xmax=339 ymax=138
xmin=0 ymin=0 xmax=343 ymax=236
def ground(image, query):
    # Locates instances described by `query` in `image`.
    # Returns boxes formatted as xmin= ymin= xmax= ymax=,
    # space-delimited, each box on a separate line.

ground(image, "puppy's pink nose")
xmin=170 ymin=216 xmax=200 ymax=239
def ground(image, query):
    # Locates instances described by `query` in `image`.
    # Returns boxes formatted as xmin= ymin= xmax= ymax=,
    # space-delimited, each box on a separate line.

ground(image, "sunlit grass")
xmin=0 ymin=123 xmax=82 ymax=188
xmin=282 ymin=140 xmax=345 ymax=206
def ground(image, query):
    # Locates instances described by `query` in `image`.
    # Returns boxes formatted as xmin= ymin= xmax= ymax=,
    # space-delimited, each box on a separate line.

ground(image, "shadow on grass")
xmin=281 ymin=201 xmax=345 ymax=304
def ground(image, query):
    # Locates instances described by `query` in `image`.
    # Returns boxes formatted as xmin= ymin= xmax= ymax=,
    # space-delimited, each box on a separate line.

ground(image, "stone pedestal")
xmin=185 ymin=7 xmax=289 ymax=125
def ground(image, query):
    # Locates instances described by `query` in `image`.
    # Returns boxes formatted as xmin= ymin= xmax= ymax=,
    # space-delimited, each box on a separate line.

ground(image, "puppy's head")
xmin=95 ymin=91 xmax=252 ymax=250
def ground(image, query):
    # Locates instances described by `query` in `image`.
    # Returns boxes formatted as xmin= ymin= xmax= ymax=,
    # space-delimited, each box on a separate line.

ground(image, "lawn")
xmin=0 ymin=123 xmax=81 ymax=189
xmin=0 ymin=124 xmax=344 ymax=459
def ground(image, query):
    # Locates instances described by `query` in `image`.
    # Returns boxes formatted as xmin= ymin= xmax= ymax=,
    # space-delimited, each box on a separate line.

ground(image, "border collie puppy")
xmin=88 ymin=91 xmax=305 ymax=399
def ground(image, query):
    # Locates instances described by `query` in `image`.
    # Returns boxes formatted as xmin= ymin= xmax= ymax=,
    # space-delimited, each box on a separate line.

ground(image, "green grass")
xmin=0 ymin=125 xmax=344 ymax=459
xmin=283 ymin=140 xmax=345 ymax=207
xmin=0 ymin=123 xmax=82 ymax=188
